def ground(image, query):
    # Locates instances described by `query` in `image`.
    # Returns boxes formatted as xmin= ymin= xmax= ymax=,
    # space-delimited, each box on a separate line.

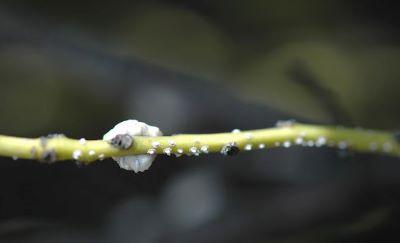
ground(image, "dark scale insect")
xmin=393 ymin=131 xmax=400 ymax=143
xmin=221 ymin=142 xmax=240 ymax=156
xmin=40 ymin=149 xmax=57 ymax=163
xmin=110 ymin=134 xmax=134 ymax=149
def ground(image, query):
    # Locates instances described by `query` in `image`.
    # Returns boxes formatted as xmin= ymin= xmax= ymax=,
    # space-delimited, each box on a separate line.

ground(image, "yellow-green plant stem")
xmin=0 ymin=123 xmax=399 ymax=164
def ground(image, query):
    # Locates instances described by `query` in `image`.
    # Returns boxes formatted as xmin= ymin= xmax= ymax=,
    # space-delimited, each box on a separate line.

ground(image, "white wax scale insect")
xmin=103 ymin=120 xmax=162 ymax=173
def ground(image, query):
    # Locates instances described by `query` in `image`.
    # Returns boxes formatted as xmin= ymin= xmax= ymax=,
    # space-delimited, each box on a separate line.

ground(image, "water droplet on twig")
xmin=231 ymin=129 xmax=241 ymax=133
xmin=164 ymin=147 xmax=172 ymax=156
xmin=73 ymin=150 xmax=82 ymax=160
xmin=79 ymin=138 xmax=87 ymax=145
xmin=244 ymin=144 xmax=253 ymax=151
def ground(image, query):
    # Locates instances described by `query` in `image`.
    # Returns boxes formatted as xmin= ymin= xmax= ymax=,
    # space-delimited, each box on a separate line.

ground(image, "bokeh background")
xmin=0 ymin=1 xmax=400 ymax=242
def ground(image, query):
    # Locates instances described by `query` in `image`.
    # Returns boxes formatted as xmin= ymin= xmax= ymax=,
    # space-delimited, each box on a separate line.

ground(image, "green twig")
xmin=0 ymin=123 xmax=399 ymax=164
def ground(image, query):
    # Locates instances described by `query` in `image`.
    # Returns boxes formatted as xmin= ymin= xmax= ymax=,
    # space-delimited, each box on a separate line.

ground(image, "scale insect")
xmin=221 ymin=142 xmax=240 ymax=156
xmin=103 ymin=120 xmax=163 ymax=173
xmin=110 ymin=134 xmax=134 ymax=149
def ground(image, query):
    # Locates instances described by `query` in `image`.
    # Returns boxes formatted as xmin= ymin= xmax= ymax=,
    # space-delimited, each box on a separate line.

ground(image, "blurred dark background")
xmin=0 ymin=1 xmax=400 ymax=242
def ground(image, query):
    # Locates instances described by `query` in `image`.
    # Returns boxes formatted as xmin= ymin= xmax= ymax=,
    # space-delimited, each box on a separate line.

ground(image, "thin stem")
xmin=0 ymin=123 xmax=399 ymax=164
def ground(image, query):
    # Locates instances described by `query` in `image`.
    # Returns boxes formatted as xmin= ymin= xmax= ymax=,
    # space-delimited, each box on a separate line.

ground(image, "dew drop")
xmin=307 ymin=140 xmax=314 ymax=147
xmin=72 ymin=150 xmax=82 ymax=160
xmin=295 ymin=137 xmax=304 ymax=145
xmin=369 ymin=142 xmax=378 ymax=151
xmin=152 ymin=141 xmax=160 ymax=148
xmin=88 ymin=150 xmax=96 ymax=156
xmin=244 ymin=144 xmax=253 ymax=151
xmin=316 ymin=136 xmax=327 ymax=147
xmin=200 ymin=145 xmax=209 ymax=153
xmin=338 ymin=141 xmax=348 ymax=150
xmin=283 ymin=141 xmax=291 ymax=148
xmin=168 ymin=140 xmax=176 ymax=147
xmin=147 ymin=148 xmax=156 ymax=155
xmin=190 ymin=147 xmax=200 ymax=156
xmin=12 ymin=156 xmax=18 ymax=160
xmin=258 ymin=143 xmax=266 ymax=149
xmin=98 ymin=154 xmax=105 ymax=160
xmin=164 ymin=147 xmax=172 ymax=156
xmin=177 ymin=148 xmax=184 ymax=154
xmin=79 ymin=138 xmax=87 ymax=145
xmin=231 ymin=129 xmax=241 ymax=133
xmin=383 ymin=142 xmax=393 ymax=152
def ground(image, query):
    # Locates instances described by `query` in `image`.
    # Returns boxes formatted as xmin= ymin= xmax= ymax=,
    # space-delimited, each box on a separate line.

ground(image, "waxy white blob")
xmin=103 ymin=120 xmax=162 ymax=173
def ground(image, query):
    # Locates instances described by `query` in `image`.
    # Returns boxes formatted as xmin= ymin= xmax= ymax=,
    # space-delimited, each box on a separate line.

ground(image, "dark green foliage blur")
xmin=1 ymin=0 xmax=400 ymax=136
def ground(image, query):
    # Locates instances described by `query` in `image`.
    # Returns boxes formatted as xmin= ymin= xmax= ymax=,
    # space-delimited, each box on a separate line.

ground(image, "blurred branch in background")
xmin=286 ymin=61 xmax=353 ymax=125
